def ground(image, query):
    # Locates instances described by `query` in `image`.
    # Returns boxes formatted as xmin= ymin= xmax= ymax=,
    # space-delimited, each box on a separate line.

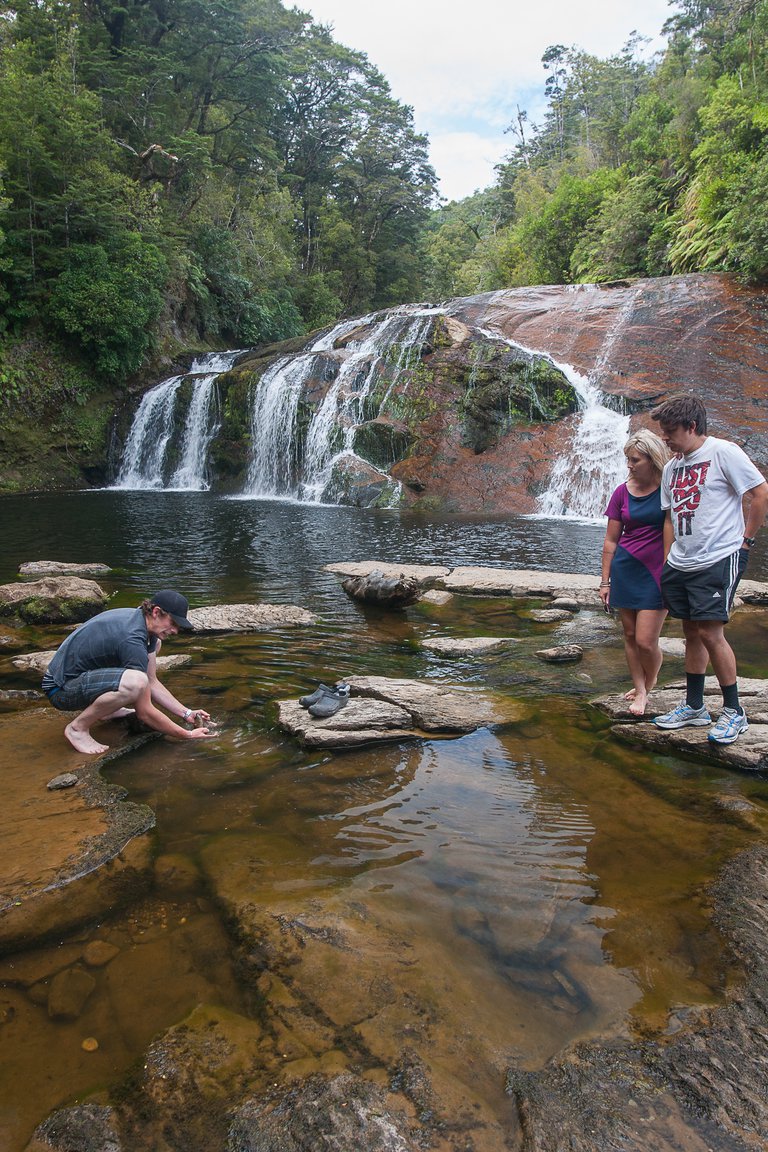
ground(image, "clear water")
xmin=1 ymin=490 xmax=767 ymax=1151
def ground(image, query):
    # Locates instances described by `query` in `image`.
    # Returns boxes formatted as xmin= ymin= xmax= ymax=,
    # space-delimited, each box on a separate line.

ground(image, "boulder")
xmin=529 ymin=609 xmax=574 ymax=623
xmin=0 ymin=577 xmax=108 ymax=624
xmin=341 ymin=569 xmax=420 ymax=609
xmin=187 ymin=604 xmax=316 ymax=633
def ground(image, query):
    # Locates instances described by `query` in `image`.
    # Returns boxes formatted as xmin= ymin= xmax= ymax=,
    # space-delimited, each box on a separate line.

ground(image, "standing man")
xmin=651 ymin=394 xmax=768 ymax=744
xmin=43 ymin=589 xmax=213 ymax=755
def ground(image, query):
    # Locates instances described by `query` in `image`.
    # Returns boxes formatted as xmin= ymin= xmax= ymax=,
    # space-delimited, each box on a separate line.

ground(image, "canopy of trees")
xmin=2 ymin=0 xmax=767 ymax=387
xmin=423 ymin=0 xmax=768 ymax=297
xmin=0 ymin=0 xmax=437 ymax=376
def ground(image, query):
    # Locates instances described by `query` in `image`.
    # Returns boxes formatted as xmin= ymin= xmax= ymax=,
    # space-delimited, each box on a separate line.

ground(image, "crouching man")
xmin=42 ymin=589 xmax=213 ymax=755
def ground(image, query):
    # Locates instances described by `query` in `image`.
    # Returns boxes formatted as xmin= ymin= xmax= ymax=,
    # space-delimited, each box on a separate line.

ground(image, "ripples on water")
xmin=1 ymin=490 xmax=768 ymax=1150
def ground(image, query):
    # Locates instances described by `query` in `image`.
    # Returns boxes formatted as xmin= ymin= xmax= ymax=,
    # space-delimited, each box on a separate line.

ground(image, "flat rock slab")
xmin=0 ymin=710 xmax=156 ymax=954
xmin=19 ymin=561 xmax=112 ymax=577
xmin=0 ymin=577 xmax=108 ymax=624
xmin=278 ymin=697 xmax=415 ymax=749
xmin=11 ymin=651 xmax=193 ymax=675
xmin=324 ymin=561 xmax=450 ymax=585
xmin=593 ymin=680 xmax=768 ymax=772
xmin=277 ymin=675 xmax=523 ymax=748
xmin=187 ymin=603 xmax=316 ymax=632
xmin=421 ymin=636 xmax=515 ymax=655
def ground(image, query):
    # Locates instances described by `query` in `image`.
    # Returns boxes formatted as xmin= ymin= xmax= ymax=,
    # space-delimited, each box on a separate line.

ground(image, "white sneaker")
xmin=653 ymin=702 xmax=711 ymax=729
xmin=708 ymin=708 xmax=748 ymax=744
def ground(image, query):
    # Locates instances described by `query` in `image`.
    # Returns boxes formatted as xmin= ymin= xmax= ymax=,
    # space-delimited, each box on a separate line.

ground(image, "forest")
xmin=0 ymin=0 xmax=766 ymax=457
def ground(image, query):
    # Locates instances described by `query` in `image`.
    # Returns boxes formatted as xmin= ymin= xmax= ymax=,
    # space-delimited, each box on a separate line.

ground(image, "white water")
xmin=245 ymin=306 xmax=439 ymax=503
xmin=115 ymin=351 xmax=240 ymax=490
xmin=476 ymin=326 xmax=629 ymax=520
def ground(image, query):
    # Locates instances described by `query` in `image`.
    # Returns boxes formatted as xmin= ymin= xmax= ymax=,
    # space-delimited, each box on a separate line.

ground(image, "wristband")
xmin=743 ymin=536 xmax=756 ymax=547
xmin=182 ymin=708 xmax=192 ymax=721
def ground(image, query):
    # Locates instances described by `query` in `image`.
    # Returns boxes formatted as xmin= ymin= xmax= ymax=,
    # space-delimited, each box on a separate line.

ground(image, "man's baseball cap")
xmin=150 ymin=590 xmax=193 ymax=630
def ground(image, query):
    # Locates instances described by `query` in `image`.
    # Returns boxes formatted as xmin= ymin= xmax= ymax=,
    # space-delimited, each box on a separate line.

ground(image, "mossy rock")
xmin=352 ymin=420 xmax=414 ymax=470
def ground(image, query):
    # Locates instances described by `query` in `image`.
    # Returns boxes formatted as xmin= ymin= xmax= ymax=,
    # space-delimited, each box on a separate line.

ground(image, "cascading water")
xmin=476 ymin=325 xmax=629 ymax=519
xmin=244 ymin=306 xmax=439 ymax=503
xmin=114 ymin=351 xmax=240 ymax=491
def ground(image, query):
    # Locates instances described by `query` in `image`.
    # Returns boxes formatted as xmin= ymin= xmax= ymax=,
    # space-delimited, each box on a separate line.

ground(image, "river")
xmin=1 ymin=490 xmax=767 ymax=1150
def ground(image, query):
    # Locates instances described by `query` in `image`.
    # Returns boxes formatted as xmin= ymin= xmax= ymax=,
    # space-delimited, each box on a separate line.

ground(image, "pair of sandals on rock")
xmin=299 ymin=682 xmax=350 ymax=718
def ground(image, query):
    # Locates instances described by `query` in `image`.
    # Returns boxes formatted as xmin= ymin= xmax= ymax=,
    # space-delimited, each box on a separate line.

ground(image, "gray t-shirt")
xmin=44 ymin=607 xmax=158 ymax=689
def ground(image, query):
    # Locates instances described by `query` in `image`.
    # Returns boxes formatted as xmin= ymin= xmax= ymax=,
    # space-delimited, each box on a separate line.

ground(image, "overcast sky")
xmin=297 ymin=0 xmax=674 ymax=202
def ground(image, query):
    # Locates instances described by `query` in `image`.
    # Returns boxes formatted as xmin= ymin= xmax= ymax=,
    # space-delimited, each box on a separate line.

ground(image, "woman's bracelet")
xmin=599 ymin=581 xmax=610 ymax=587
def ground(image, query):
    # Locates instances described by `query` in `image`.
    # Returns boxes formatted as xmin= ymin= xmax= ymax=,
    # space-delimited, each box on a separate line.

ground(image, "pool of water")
xmin=1 ymin=491 xmax=767 ymax=1150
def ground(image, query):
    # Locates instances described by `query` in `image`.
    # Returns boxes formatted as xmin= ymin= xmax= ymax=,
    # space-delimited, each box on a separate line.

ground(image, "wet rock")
xmin=187 ymin=603 xmax=317 ymax=633
xmin=278 ymin=676 xmax=522 ymax=749
xmin=0 ymin=688 xmax=43 ymax=701
xmin=593 ymin=679 xmax=768 ymax=772
xmin=324 ymin=561 xmax=450 ymax=587
xmin=47 ymin=965 xmax=96 ymax=1019
xmin=229 ymin=1072 xmax=418 ymax=1151
xmin=421 ymin=635 xmax=515 ymax=654
xmin=535 ymin=645 xmax=584 ymax=663
xmin=19 ymin=561 xmax=112 ymax=578
xmin=659 ymin=636 xmax=687 ymax=657
xmin=0 ymin=711 xmax=156 ymax=955
xmin=47 ymin=773 xmax=79 ymax=790
xmin=418 ymin=589 xmax=453 ymax=605
xmin=0 ymin=577 xmax=108 ymax=625
xmin=529 ymin=609 xmax=573 ymax=623
xmin=82 ymin=940 xmax=120 ymax=967
xmin=342 ymin=570 xmax=420 ymax=609
xmin=153 ymin=852 xmax=202 ymax=896
xmin=27 ymin=1103 xmax=123 ymax=1152
xmin=505 ymin=843 xmax=768 ymax=1152
xmin=550 ymin=597 xmax=580 ymax=612
xmin=278 ymin=697 xmax=415 ymax=750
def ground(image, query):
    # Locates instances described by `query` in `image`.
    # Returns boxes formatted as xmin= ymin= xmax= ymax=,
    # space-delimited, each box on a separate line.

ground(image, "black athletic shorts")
xmin=661 ymin=548 xmax=748 ymax=622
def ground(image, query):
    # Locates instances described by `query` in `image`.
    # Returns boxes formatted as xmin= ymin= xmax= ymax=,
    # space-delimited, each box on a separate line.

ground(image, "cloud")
xmin=299 ymin=0 xmax=671 ymax=200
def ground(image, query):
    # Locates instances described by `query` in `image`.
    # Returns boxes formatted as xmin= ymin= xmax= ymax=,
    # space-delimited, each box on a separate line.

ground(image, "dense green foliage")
xmin=0 ymin=0 xmax=437 ymax=378
xmin=423 ymin=0 xmax=768 ymax=295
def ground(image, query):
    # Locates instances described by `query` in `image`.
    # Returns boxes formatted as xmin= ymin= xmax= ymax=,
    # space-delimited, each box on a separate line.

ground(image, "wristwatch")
xmin=743 ymin=536 xmax=756 ymax=547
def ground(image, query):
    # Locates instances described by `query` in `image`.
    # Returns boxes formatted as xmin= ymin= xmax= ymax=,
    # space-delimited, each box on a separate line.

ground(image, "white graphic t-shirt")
xmin=661 ymin=436 xmax=764 ymax=572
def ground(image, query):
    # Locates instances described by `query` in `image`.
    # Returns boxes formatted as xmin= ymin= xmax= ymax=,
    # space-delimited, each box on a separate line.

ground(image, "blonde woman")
xmin=600 ymin=429 xmax=671 ymax=715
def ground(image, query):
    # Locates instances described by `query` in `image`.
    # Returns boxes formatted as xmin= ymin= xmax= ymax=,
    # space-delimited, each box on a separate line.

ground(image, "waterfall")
xmin=535 ymin=364 xmax=629 ymax=519
xmin=476 ymin=328 xmax=629 ymax=519
xmin=114 ymin=351 xmax=240 ymax=491
xmin=245 ymin=306 xmax=439 ymax=503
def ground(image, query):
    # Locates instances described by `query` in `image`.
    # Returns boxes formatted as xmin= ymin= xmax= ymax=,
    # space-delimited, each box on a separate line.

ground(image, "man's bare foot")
xmin=628 ymin=694 xmax=648 ymax=716
xmin=64 ymin=722 xmax=109 ymax=755
xmin=623 ymin=688 xmax=637 ymax=700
